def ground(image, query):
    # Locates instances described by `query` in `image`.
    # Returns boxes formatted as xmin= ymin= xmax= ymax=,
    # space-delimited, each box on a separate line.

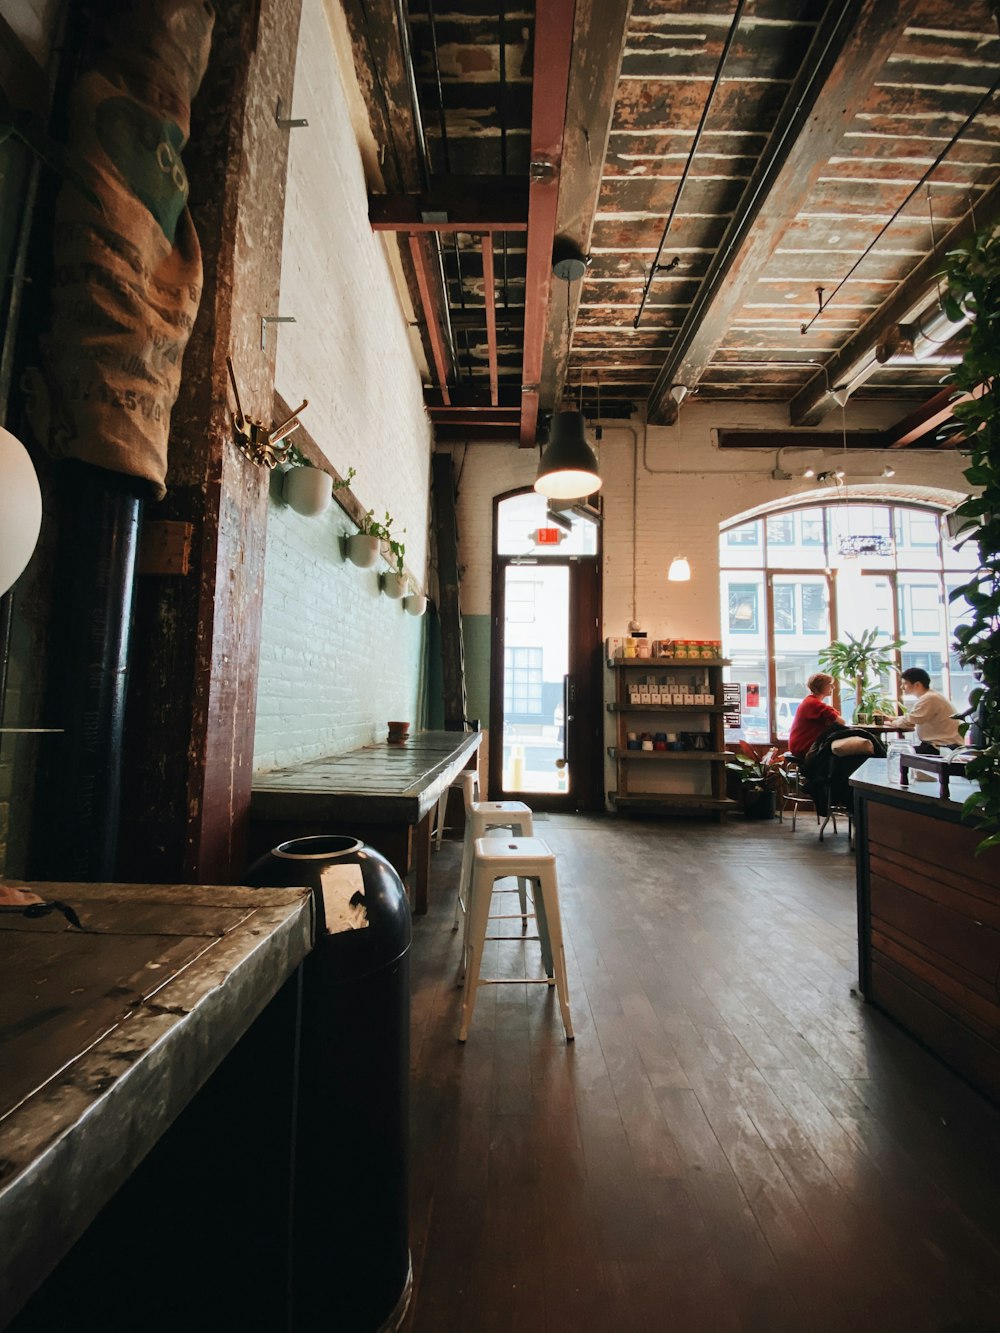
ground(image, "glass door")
xmin=768 ymin=572 xmax=832 ymax=739
xmin=489 ymin=491 xmax=602 ymax=810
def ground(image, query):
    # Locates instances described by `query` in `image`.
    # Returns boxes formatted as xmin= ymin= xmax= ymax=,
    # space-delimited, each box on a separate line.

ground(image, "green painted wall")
xmin=462 ymin=613 xmax=492 ymax=729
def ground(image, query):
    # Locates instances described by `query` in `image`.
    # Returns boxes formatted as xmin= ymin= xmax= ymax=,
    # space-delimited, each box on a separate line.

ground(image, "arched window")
xmin=719 ymin=500 xmax=977 ymax=744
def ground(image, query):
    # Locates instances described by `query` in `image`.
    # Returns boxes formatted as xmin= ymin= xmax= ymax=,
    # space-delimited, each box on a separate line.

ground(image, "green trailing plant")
xmin=818 ymin=629 xmax=903 ymax=715
xmin=283 ymin=446 xmax=356 ymax=497
xmin=361 ymin=509 xmax=406 ymax=574
xmin=942 ymin=219 xmax=1000 ymax=853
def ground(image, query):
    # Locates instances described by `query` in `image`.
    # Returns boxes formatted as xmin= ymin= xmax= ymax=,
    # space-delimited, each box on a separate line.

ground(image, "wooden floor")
xmin=404 ymin=814 xmax=1000 ymax=1333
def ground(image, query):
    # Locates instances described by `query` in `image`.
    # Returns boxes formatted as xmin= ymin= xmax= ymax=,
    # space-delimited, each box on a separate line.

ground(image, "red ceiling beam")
xmin=482 ymin=235 xmax=499 ymax=407
xmin=520 ymin=0 xmax=578 ymax=447
xmin=408 ymin=234 xmax=451 ymax=407
xmin=884 ymin=383 xmax=984 ymax=449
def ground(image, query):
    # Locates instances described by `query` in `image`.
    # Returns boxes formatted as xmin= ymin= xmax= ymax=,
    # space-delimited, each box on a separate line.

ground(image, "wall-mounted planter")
xmin=283 ymin=465 xmax=332 ymax=516
xmin=403 ymin=593 xmax=427 ymax=617
xmin=347 ymin=533 xmax=380 ymax=568
xmin=381 ymin=571 xmax=408 ymax=599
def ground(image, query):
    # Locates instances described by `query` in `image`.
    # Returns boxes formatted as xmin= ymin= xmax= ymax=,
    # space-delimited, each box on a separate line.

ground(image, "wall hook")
xmin=275 ymin=97 xmax=309 ymax=129
xmin=261 ymin=315 xmax=296 ymax=349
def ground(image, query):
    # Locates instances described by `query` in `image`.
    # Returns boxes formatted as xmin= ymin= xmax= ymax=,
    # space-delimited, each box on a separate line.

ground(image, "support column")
xmin=120 ymin=0 xmax=303 ymax=883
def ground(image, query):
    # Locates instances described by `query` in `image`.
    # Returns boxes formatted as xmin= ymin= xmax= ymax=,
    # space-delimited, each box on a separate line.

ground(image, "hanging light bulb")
xmin=882 ymin=463 xmax=896 ymax=478
xmin=667 ymin=556 xmax=691 ymax=582
xmin=534 ymin=409 xmax=602 ymax=499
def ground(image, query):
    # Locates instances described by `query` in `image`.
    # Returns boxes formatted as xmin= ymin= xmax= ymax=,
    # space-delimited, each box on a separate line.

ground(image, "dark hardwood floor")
xmin=404 ymin=815 xmax=1000 ymax=1333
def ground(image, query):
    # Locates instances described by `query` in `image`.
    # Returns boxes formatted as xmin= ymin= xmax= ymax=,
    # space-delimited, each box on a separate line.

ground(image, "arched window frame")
xmin=719 ymin=498 xmax=976 ymax=745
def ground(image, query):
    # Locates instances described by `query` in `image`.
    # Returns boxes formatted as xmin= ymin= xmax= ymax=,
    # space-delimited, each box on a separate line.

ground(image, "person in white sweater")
xmin=889 ymin=667 xmax=963 ymax=747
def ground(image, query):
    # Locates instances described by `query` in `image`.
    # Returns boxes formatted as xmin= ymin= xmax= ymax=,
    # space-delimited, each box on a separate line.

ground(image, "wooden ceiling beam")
xmin=482 ymin=235 xmax=499 ymax=406
xmin=370 ymin=176 xmax=529 ymax=232
xmin=789 ymin=180 xmax=1000 ymax=424
xmin=645 ymin=0 xmax=918 ymax=426
xmin=882 ymin=383 xmax=984 ymax=449
xmin=409 ymin=234 xmax=451 ymax=406
xmin=537 ymin=0 xmax=634 ymax=418
xmin=519 ymin=0 xmax=579 ymax=447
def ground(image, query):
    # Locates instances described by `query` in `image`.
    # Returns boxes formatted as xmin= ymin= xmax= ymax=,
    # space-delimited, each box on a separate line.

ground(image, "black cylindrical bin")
xmin=247 ymin=835 xmax=412 ymax=1332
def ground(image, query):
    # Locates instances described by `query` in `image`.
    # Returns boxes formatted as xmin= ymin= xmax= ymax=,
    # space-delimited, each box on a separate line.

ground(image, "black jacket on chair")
xmin=800 ymin=727 xmax=887 ymax=817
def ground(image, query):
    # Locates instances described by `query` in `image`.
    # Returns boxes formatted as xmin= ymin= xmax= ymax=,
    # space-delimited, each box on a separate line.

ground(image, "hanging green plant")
xmin=942 ymin=219 xmax=1000 ymax=853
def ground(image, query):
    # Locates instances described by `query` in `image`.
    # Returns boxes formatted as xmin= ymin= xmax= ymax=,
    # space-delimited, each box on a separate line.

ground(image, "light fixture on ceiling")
xmin=882 ymin=464 xmax=896 ymax=478
xmin=535 ymin=241 xmax=602 ymax=501
xmin=0 ymin=427 xmax=42 ymax=596
xmin=802 ymin=465 xmax=816 ymax=478
xmin=667 ymin=556 xmax=691 ymax=582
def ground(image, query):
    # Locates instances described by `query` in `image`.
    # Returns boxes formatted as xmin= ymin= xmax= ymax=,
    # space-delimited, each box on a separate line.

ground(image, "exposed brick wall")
xmin=253 ymin=487 xmax=424 ymax=770
xmin=254 ymin=0 xmax=432 ymax=771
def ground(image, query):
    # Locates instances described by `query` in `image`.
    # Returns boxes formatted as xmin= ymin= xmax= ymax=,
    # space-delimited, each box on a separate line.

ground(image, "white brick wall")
xmin=273 ymin=0 xmax=431 ymax=578
xmin=254 ymin=0 xmax=432 ymax=771
xmin=253 ymin=492 xmax=425 ymax=770
xmin=456 ymin=400 xmax=970 ymax=630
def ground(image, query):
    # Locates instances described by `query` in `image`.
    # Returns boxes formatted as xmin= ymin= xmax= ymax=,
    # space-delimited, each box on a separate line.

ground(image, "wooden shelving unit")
xmin=607 ymin=656 xmax=737 ymax=818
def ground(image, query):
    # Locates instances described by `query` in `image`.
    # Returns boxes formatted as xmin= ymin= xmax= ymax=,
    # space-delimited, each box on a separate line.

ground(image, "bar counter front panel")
xmin=852 ymin=759 xmax=1000 ymax=1106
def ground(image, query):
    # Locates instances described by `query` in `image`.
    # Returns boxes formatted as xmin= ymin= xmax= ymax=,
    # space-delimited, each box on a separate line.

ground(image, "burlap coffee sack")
xmin=37 ymin=1 xmax=214 ymax=499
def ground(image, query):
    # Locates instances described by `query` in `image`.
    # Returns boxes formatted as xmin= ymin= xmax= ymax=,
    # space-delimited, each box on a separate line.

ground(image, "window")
xmin=506 ymin=580 xmax=538 ymax=624
xmin=721 ymin=501 xmax=958 ymax=742
xmin=766 ymin=515 xmax=794 ymax=546
xmin=503 ymin=647 xmax=543 ymax=716
xmin=773 ymin=585 xmax=795 ymax=634
xmin=726 ymin=521 xmax=760 ymax=547
xmin=728 ymin=583 xmax=759 ymax=633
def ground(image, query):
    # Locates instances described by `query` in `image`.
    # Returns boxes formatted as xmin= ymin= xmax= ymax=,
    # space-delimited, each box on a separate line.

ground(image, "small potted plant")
xmin=347 ymin=505 xmax=386 ymax=569
xmin=381 ymin=535 xmax=408 ymax=599
xmin=726 ymin=744 xmax=782 ymax=820
xmin=283 ymin=451 xmax=355 ymax=518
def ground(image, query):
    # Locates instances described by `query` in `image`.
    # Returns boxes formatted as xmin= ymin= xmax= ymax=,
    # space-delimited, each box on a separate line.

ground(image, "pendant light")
xmin=667 ymin=556 xmax=691 ymax=582
xmin=534 ymin=245 xmax=601 ymax=501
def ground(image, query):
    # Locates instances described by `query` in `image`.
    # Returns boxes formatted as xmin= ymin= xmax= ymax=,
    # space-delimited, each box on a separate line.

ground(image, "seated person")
xmin=788 ymin=672 xmax=843 ymax=757
xmin=887 ymin=667 xmax=963 ymax=749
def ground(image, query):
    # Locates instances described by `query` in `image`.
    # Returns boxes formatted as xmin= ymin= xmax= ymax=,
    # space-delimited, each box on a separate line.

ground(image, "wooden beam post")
xmin=431 ymin=454 xmax=467 ymax=730
xmin=482 ymin=234 xmax=499 ymax=407
xmin=119 ymin=0 xmax=303 ymax=884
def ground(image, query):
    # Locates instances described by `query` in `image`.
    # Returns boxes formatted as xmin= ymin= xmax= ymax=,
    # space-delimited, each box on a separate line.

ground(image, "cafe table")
xmin=250 ymin=729 xmax=482 ymax=914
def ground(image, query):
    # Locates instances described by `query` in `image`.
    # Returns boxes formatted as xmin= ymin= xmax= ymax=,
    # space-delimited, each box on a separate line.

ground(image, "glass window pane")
xmin=767 ymin=515 xmax=794 ymax=545
xmin=502 ymin=567 xmax=568 ymax=794
xmin=773 ymin=585 xmax=795 ymax=634
xmin=771 ymin=574 xmax=831 ymax=737
xmin=722 ymin=519 xmax=763 ymax=567
xmin=728 ymin=582 xmax=759 ymax=634
xmin=893 ymin=508 xmax=943 ymax=570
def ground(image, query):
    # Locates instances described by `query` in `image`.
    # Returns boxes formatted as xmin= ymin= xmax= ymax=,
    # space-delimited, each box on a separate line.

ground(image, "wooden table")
xmin=0 ymin=881 xmax=314 ymax=1327
xmin=250 ymin=729 xmax=482 ymax=914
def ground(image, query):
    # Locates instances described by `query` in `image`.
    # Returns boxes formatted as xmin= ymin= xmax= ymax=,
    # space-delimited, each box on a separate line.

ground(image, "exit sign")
xmin=534 ymin=527 xmax=562 ymax=545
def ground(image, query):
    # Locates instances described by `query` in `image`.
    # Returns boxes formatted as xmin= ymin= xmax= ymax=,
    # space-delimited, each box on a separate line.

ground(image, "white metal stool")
xmin=459 ymin=836 xmax=573 ymax=1043
xmin=455 ymin=799 xmax=534 ymax=939
xmin=433 ymin=768 xmax=480 ymax=851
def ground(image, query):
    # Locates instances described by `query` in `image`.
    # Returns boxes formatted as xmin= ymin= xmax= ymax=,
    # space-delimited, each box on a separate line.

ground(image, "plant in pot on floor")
xmin=727 ymin=743 xmax=783 ymax=820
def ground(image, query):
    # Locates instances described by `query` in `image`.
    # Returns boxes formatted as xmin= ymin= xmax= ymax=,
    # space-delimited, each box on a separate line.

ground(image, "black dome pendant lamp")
xmin=534 ymin=241 xmax=602 ymax=501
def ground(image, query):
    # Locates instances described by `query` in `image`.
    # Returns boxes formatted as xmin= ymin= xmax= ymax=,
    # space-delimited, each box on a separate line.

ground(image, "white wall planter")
xmin=403 ymin=592 xmax=427 ymax=617
xmin=347 ymin=533 xmax=380 ymax=568
xmin=381 ymin=571 xmax=408 ymax=599
xmin=283 ymin=465 xmax=332 ymax=517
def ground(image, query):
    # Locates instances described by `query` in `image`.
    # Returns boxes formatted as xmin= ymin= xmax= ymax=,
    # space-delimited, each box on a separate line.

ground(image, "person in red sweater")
xmin=788 ymin=672 xmax=843 ymax=757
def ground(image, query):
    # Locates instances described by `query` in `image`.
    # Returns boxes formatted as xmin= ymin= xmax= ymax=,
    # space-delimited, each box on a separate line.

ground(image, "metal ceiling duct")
xmin=875 ymin=303 xmax=970 ymax=365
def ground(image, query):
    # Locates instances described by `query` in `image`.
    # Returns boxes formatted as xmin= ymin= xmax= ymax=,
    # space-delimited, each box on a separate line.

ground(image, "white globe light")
xmin=0 ymin=428 xmax=42 ymax=596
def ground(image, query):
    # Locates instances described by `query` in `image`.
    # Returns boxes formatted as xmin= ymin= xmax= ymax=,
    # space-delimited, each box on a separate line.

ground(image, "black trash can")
xmin=247 ymin=835 xmax=412 ymax=1332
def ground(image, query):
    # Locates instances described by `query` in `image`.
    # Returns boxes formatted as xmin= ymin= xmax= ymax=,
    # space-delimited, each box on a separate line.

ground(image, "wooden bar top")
xmin=251 ymin=729 xmax=482 ymax=826
xmin=0 ymin=882 xmax=314 ymax=1325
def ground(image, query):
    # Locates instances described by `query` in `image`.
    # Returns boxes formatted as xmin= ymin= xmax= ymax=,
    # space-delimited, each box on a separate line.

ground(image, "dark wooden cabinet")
xmin=854 ymin=764 xmax=1000 ymax=1105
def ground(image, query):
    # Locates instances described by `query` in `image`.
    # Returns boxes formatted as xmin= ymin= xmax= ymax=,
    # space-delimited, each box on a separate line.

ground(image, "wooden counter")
xmin=851 ymin=759 xmax=1000 ymax=1105
xmin=0 ymin=882 xmax=314 ymax=1327
xmin=251 ymin=730 xmax=482 ymax=914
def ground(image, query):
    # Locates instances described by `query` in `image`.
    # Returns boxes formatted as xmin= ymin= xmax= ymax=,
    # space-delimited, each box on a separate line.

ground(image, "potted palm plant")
xmin=818 ymin=628 xmax=903 ymax=720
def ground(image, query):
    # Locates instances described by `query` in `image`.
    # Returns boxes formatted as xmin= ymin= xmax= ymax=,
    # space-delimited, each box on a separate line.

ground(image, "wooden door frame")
xmin=488 ymin=488 xmax=603 ymax=810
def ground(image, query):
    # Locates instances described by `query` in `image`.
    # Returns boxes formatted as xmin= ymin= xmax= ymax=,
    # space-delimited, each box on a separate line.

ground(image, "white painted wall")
xmin=254 ymin=0 xmax=432 ymax=771
xmin=456 ymin=401 xmax=969 ymax=630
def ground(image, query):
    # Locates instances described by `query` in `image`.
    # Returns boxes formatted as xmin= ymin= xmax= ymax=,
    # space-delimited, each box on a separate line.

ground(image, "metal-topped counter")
xmin=0 ymin=881 xmax=314 ymax=1327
